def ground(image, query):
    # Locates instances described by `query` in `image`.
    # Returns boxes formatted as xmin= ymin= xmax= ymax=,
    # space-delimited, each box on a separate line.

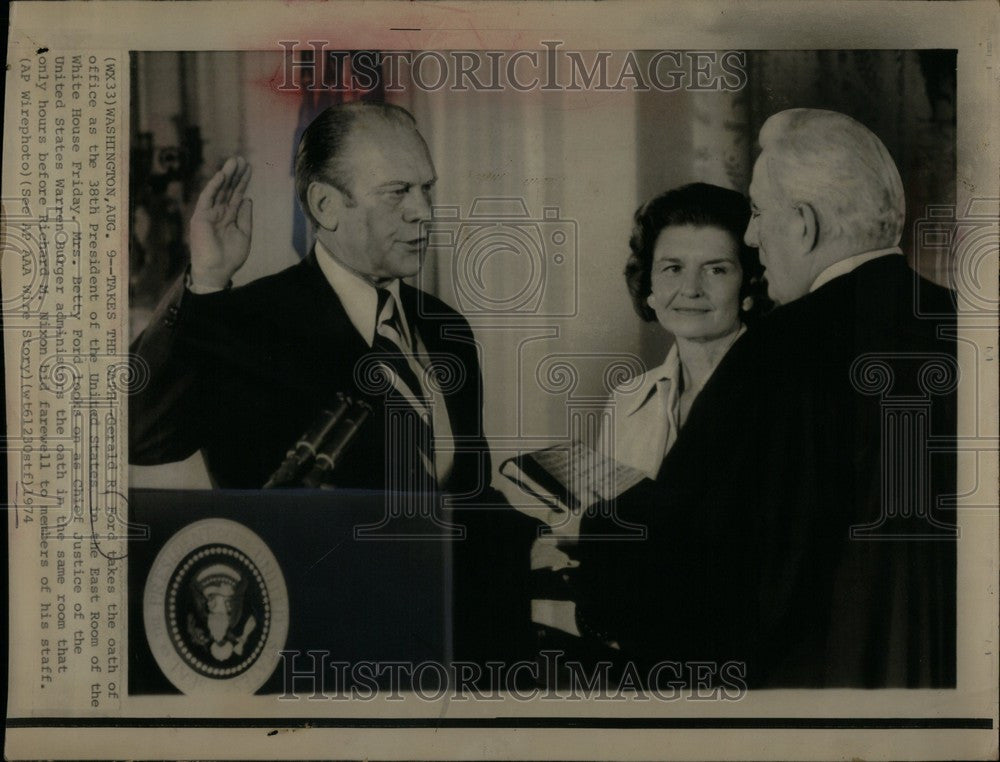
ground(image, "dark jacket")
xmin=129 ymin=251 xmax=491 ymax=493
xmin=129 ymin=252 xmax=538 ymax=670
xmin=577 ymin=255 xmax=957 ymax=688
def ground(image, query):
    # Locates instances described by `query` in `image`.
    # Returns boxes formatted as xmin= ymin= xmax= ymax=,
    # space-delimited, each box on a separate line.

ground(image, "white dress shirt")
xmin=313 ymin=241 xmax=410 ymax=348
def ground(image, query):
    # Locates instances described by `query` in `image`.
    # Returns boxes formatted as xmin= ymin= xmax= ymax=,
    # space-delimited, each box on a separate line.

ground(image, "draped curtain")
xmin=395 ymin=74 xmax=649 ymax=482
xmin=129 ymin=50 xmax=383 ymax=336
xmin=398 ymin=50 xmax=953 ymax=481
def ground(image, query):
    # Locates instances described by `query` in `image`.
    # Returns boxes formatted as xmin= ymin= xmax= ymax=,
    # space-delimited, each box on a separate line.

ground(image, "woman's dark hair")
xmin=624 ymin=182 xmax=772 ymax=326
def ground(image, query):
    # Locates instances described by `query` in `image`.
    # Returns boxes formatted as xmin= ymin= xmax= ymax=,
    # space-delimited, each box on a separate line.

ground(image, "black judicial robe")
xmin=577 ymin=255 xmax=957 ymax=688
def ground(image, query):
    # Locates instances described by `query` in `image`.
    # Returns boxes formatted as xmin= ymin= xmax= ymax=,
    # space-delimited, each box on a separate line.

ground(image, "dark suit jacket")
xmin=129 ymin=251 xmax=539 ymax=669
xmin=130 ymin=251 xmax=491 ymax=494
xmin=577 ymin=255 xmax=957 ymax=688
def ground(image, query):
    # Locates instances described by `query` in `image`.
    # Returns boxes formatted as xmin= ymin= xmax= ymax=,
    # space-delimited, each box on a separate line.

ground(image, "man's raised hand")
xmin=189 ymin=156 xmax=253 ymax=289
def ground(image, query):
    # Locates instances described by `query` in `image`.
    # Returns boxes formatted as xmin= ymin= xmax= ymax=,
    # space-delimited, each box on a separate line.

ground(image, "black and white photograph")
xmin=2 ymin=2 xmax=997 ymax=760
xmin=127 ymin=45 xmax=960 ymax=691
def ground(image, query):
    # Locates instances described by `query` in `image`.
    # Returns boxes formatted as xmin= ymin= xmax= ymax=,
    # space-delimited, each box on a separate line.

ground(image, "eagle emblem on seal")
xmin=186 ymin=562 xmax=259 ymax=662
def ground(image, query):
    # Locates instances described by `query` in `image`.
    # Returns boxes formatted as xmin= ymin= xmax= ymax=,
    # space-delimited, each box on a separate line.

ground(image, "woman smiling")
xmin=604 ymin=183 xmax=770 ymax=479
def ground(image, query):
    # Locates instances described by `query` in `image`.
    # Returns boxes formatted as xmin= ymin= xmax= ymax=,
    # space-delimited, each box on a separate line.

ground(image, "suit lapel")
xmin=295 ymin=249 xmax=371 ymax=360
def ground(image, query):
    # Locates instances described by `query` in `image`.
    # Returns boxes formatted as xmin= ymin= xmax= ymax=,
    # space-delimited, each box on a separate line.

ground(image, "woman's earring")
xmin=741 ymin=296 xmax=754 ymax=312
xmin=647 ymin=294 xmax=656 ymax=307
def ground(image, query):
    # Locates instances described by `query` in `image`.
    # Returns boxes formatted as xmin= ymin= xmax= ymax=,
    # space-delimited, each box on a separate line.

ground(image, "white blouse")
xmin=601 ymin=344 xmax=682 ymax=480
xmin=602 ymin=325 xmax=746 ymax=479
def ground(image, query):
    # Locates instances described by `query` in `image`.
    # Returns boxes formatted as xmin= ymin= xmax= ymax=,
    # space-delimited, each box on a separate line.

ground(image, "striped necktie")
xmin=372 ymin=288 xmax=437 ymax=488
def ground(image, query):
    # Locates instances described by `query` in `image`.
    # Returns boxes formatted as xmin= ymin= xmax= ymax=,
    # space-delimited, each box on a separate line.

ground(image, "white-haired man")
xmin=578 ymin=109 xmax=957 ymax=689
xmin=745 ymin=108 xmax=909 ymax=306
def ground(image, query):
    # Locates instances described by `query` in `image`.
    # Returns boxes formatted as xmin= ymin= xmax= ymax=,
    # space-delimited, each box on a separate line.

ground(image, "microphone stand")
xmin=262 ymin=394 xmax=353 ymax=489
xmin=301 ymin=400 xmax=372 ymax=488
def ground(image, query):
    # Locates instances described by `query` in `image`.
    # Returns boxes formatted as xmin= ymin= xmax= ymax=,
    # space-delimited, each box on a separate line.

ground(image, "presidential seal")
xmin=143 ymin=519 xmax=289 ymax=694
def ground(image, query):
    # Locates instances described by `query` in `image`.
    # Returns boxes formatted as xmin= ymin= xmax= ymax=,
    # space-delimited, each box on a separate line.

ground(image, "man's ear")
xmin=307 ymin=180 xmax=342 ymax=231
xmin=794 ymin=202 xmax=819 ymax=254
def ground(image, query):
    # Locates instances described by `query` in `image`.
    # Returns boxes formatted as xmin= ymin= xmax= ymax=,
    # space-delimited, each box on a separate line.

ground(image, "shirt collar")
xmin=623 ymin=342 xmax=681 ymax=416
xmin=810 ymin=247 xmax=903 ymax=293
xmin=314 ymin=240 xmax=408 ymax=348
xmin=623 ymin=323 xmax=748 ymax=417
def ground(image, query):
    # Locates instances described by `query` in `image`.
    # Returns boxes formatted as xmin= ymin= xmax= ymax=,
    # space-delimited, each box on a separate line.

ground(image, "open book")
xmin=500 ymin=439 xmax=646 ymax=513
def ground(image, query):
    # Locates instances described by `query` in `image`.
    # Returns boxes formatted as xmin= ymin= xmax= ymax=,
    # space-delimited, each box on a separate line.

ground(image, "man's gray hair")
xmin=295 ymin=101 xmax=418 ymax=225
xmin=758 ymin=109 xmax=905 ymax=250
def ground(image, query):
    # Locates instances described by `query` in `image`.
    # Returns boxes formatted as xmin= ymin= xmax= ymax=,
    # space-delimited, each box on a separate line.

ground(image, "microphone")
xmin=301 ymin=399 xmax=373 ymax=488
xmin=263 ymin=394 xmax=351 ymax=489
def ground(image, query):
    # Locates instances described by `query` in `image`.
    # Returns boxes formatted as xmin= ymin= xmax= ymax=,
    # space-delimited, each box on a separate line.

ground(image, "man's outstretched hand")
xmin=189 ymin=156 xmax=253 ymax=289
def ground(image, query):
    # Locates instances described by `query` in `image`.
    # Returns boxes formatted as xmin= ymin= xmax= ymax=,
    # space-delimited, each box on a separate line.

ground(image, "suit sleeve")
xmin=129 ymin=275 xmax=207 ymax=465
xmin=575 ymin=332 xmax=776 ymax=672
xmin=129 ymin=274 xmax=247 ymax=466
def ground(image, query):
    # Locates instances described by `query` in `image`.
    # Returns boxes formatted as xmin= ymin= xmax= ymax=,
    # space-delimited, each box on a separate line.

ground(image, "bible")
xmin=500 ymin=439 xmax=646 ymax=513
